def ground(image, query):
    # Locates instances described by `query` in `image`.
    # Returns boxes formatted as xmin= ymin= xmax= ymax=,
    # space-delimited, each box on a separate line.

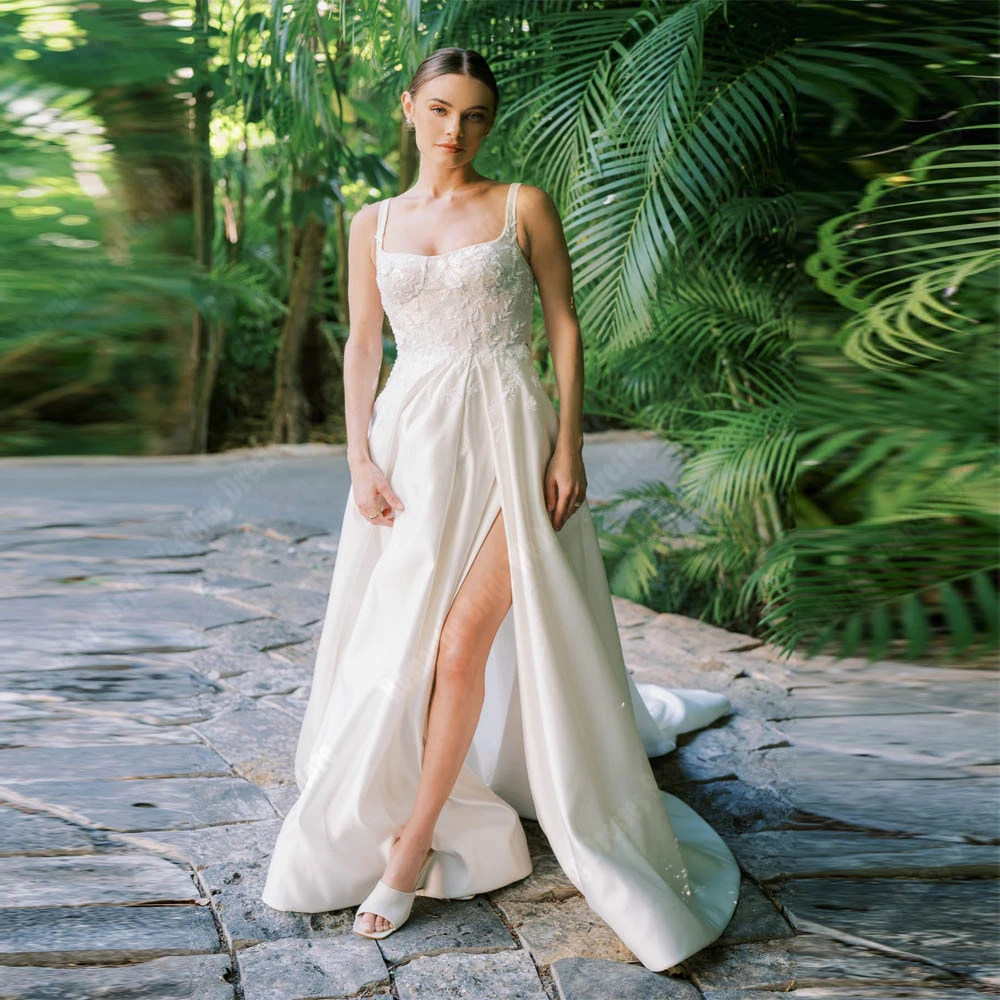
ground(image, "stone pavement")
xmin=1 ymin=469 xmax=997 ymax=998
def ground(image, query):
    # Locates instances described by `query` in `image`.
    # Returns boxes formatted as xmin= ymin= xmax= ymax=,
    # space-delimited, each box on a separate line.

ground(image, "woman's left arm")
xmin=520 ymin=184 xmax=588 ymax=532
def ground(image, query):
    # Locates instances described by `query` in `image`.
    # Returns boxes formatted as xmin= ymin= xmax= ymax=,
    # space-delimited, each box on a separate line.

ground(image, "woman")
xmin=261 ymin=46 xmax=740 ymax=973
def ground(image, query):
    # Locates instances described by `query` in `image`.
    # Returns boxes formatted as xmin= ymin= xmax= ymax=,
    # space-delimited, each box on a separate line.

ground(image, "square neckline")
xmin=378 ymin=182 xmax=517 ymax=260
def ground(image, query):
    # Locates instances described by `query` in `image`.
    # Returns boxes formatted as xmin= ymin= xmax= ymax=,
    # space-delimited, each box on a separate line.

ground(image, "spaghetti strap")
xmin=375 ymin=198 xmax=390 ymax=251
xmin=505 ymin=182 xmax=520 ymax=230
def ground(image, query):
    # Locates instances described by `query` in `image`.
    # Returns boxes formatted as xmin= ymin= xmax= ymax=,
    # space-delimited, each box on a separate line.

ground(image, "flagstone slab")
xmin=39 ymin=699 xmax=221 ymax=727
xmin=0 ymin=806 xmax=101 ymax=856
xmin=6 ymin=537 xmax=211 ymax=560
xmin=752 ymin=745 xmax=964 ymax=783
xmin=775 ymin=877 xmax=1000 ymax=981
xmin=0 ymin=743 xmax=231 ymax=784
xmin=644 ymin=613 xmax=762 ymax=658
xmin=200 ymin=858 xmax=352 ymax=948
xmin=667 ymin=777 xmax=793 ymax=836
xmin=173 ymin=642 xmax=281 ymax=681
xmin=236 ymin=519 xmax=330 ymax=544
xmin=610 ymin=596 xmax=660 ymax=629
xmin=201 ymin=556 xmax=334 ymax=592
xmin=220 ymin=585 xmax=329 ymax=628
xmin=189 ymin=570 xmax=273 ymax=593
xmin=683 ymin=934 xmax=964 ymax=992
xmin=0 ymin=715 xmax=204 ymax=749
xmin=256 ymin=692 xmax=308 ymax=718
xmin=136 ymin=818 xmax=284 ymax=869
xmin=773 ymin=713 xmax=997 ymax=767
xmin=0 ymin=666 xmax=219 ymax=704
xmin=204 ymin=618 xmax=311 ymax=653
xmin=194 ymin=706 xmax=298 ymax=785
xmin=0 ymin=701 xmax=73 ymax=725
xmin=7 ymin=777 xmax=275 ymax=831
xmin=0 ymin=953 xmax=234 ymax=999
xmin=764 ymin=688 xmax=996 ymax=718
xmin=728 ymin=829 xmax=1000 ymax=881
xmin=783 ymin=777 xmax=999 ymax=839
xmin=4 ymin=557 xmax=210 ymax=582
xmin=208 ymin=532 xmax=300 ymax=558
xmin=0 ymin=904 xmax=220 ymax=967
xmin=551 ymin=955 xmax=699 ymax=999
xmin=237 ymin=936 xmax=388 ymax=1000
xmin=222 ymin=665 xmax=309 ymax=699
xmin=715 ymin=878 xmax=791 ymax=945
xmin=0 ymin=623 xmax=212 ymax=657
xmin=266 ymin=639 xmax=319 ymax=669
xmin=500 ymin=895 xmax=636 ymax=965
xmin=0 ymin=854 xmax=200 ymax=908
xmin=262 ymin=783 xmax=299 ymax=817
xmin=488 ymin=821 xmax=579 ymax=904
xmin=0 ymin=498 xmax=186 ymax=528
xmin=372 ymin=896 xmax=516 ymax=964
xmin=0 ymin=653 xmax=210 ymax=675
xmin=394 ymin=950 xmax=548 ymax=1000
xmin=0 ymin=590 xmax=260 ymax=631
xmin=703 ymin=989 xmax=985 ymax=999
xmin=296 ymin=533 xmax=340 ymax=554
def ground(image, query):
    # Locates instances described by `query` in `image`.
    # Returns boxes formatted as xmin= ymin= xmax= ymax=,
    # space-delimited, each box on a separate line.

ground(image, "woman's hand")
xmin=544 ymin=441 xmax=587 ymax=532
xmin=351 ymin=457 xmax=405 ymax=526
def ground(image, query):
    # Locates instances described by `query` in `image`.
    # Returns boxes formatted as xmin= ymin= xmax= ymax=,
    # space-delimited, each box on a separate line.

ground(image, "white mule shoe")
xmin=352 ymin=848 xmax=435 ymax=940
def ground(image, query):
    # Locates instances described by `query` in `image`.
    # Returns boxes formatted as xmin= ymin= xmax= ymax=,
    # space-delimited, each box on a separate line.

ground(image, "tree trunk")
xmin=86 ymin=0 xmax=217 ymax=455
xmin=272 ymin=215 xmax=328 ymax=443
xmin=93 ymin=80 xmax=195 ymax=454
xmin=186 ymin=0 xmax=224 ymax=453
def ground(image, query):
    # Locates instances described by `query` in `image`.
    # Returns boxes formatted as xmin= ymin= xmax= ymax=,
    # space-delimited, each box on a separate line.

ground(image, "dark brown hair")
xmin=405 ymin=47 xmax=500 ymax=125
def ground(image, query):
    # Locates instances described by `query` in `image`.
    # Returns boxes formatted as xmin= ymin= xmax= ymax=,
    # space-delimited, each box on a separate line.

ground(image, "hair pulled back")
xmin=405 ymin=47 xmax=500 ymax=127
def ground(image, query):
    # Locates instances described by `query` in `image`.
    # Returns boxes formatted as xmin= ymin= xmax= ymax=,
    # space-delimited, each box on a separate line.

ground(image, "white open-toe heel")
xmin=352 ymin=848 xmax=435 ymax=940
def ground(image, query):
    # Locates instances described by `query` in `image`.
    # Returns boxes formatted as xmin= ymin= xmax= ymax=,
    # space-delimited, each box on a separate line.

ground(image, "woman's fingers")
xmin=382 ymin=484 xmax=405 ymax=512
xmin=555 ymin=480 xmax=579 ymax=531
xmin=374 ymin=491 xmax=394 ymax=522
xmin=554 ymin=485 xmax=587 ymax=531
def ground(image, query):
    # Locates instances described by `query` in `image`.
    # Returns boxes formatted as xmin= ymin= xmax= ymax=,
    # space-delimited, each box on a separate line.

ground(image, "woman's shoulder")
xmin=509 ymin=183 xmax=560 ymax=232
xmin=510 ymin=181 xmax=555 ymax=210
xmin=350 ymin=199 xmax=384 ymax=233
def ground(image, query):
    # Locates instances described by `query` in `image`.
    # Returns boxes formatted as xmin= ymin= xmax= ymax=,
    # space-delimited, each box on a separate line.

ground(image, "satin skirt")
xmin=260 ymin=350 xmax=740 ymax=971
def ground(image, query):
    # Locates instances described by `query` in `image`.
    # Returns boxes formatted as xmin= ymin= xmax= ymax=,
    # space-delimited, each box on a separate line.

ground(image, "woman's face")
xmin=402 ymin=73 xmax=495 ymax=163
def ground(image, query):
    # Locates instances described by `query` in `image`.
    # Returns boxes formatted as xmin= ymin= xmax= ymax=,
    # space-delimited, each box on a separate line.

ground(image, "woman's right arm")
xmin=343 ymin=203 xmax=404 ymax=524
xmin=344 ymin=203 xmax=384 ymax=469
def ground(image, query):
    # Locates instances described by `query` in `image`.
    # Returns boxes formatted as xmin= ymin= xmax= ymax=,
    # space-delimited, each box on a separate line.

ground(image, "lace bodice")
xmin=373 ymin=182 xmax=540 ymax=416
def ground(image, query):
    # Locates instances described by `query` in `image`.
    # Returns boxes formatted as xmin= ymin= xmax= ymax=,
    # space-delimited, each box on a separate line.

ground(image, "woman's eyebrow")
xmin=426 ymin=97 xmax=490 ymax=111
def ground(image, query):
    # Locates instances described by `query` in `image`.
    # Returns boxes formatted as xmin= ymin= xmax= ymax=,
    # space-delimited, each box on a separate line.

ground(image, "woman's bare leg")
xmin=356 ymin=507 xmax=511 ymax=933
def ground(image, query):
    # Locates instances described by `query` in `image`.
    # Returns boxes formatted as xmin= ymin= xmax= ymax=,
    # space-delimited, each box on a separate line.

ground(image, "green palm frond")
xmin=806 ymin=105 xmax=1000 ymax=367
xmin=499 ymin=3 xmax=652 ymax=206
xmin=757 ymin=520 xmax=999 ymax=661
xmin=510 ymin=0 xmax=991 ymax=351
xmin=679 ymin=405 xmax=797 ymax=513
xmin=593 ymin=477 xmax=780 ymax=630
xmin=566 ymin=12 xmax=797 ymax=347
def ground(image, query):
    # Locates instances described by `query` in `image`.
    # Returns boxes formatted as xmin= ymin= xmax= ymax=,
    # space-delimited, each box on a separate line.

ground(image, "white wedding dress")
xmin=260 ymin=182 xmax=740 ymax=971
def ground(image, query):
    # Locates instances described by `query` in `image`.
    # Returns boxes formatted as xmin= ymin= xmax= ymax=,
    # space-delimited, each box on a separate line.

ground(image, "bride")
xmin=261 ymin=45 xmax=740 ymax=973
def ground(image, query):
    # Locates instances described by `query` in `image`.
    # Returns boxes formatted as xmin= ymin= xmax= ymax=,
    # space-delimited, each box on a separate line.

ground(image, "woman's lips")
xmin=438 ymin=144 xmax=463 ymax=152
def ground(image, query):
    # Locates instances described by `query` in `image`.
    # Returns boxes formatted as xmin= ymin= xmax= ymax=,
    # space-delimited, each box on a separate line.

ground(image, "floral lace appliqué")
xmin=373 ymin=185 xmax=541 ymax=425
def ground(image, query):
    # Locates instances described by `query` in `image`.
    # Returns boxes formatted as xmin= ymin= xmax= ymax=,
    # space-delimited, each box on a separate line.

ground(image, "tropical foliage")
xmin=0 ymin=0 xmax=996 ymax=662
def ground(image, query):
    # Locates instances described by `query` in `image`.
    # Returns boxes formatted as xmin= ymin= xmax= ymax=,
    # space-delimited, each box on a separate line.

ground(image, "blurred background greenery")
xmin=1 ymin=0 xmax=996 ymax=661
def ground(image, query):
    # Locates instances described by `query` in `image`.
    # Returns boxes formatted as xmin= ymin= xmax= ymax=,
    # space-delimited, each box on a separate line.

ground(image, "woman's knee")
xmin=435 ymin=615 xmax=487 ymax=686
